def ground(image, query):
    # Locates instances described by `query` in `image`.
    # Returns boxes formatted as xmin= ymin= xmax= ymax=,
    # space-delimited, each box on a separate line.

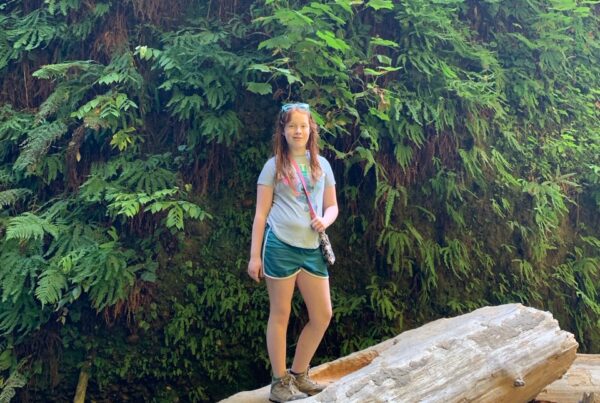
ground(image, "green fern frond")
xmin=0 ymin=171 xmax=11 ymax=186
xmin=440 ymin=238 xmax=472 ymax=278
xmin=13 ymin=121 xmax=68 ymax=173
xmin=0 ymin=105 xmax=33 ymax=142
xmin=0 ymin=249 xmax=44 ymax=304
xmin=45 ymin=221 xmax=99 ymax=259
xmin=45 ymin=0 xmax=82 ymax=16
xmin=5 ymin=212 xmax=59 ymax=241
xmin=7 ymin=9 xmax=63 ymax=52
xmin=393 ymin=143 xmax=413 ymax=169
xmin=69 ymin=246 xmax=138 ymax=310
xmin=108 ymin=187 xmax=210 ymax=229
xmin=115 ymin=155 xmax=177 ymax=194
xmin=96 ymin=52 xmax=143 ymax=90
xmin=0 ymin=291 xmax=45 ymax=336
xmin=0 ymin=189 xmax=31 ymax=209
xmin=35 ymin=268 xmax=66 ymax=307
xmin=107 ymin=193 xmax=142 ymax=218
xmin=71 ymin=92 xmax=137 ymax=130
xmin=39 ymin=154 xmax=64 ymax=183
xmin=79 ymin=176 xmax=113 ymax=203
xmin=32 ymin=60 xmax=97 ymax=80
xmin=166 ymin=205 xmax=184 ymax=230
xmin=376 ymin=228 xmax=413 ymax=272
xmin=198 ymin=110 xmax=242 ymax=144
xmin=35 ymin=83 xmax=73 ymax=122
xmin=0 ymin=361 xmax=27 ymax=403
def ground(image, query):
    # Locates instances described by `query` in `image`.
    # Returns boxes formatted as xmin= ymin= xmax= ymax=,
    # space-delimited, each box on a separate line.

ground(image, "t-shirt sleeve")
xmin=320 ymin=156 xmax=336 ymax=187
xmin=257 ymin=157 xmax=276 ymax=186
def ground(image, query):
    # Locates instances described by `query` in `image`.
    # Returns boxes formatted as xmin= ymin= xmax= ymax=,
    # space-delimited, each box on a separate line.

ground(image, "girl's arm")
xmin=311 ymin=185 xmax=338 ymax=233
xmin=247 ymin=185 xmax=274 ymax=282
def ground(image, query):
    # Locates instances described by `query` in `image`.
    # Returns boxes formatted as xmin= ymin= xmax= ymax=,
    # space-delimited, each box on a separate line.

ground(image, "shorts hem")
xmin=264 ymin=270 xmax=301 ymax=280
xmin=300 ymin=268 xmax=328 ymax=279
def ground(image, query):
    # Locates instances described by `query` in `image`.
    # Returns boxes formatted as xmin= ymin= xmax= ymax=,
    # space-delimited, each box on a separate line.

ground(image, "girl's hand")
xmin=247 ymin=257 xmax=263 ymax=282
xmin=311 ymin=217 xmax=328 ymax=233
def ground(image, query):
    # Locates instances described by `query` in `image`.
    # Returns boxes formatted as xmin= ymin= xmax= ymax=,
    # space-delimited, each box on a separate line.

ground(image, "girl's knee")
xmin=269 ymin=305 xmax=292 ymax=323
xmin=311 ymin=306 xmax=332 ymax=328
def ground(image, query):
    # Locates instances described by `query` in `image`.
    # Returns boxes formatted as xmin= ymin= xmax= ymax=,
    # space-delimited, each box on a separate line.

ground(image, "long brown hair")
xmin=273 ymin=106 xmax=322 ymax=188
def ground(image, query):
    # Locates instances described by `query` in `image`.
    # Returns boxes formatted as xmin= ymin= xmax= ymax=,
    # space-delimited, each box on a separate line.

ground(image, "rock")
xmin=534 ymin=354 xmax=600 ymax=403
xmin=222 ymin=304 xmax=578 ymax=403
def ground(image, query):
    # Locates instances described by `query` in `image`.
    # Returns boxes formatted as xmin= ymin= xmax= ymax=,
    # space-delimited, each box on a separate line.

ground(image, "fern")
xmin=67 ymin=245 xmax=138 ymax=310
xmin=366 ymin=276 xmax=403 ymax=321
xmin=0 ymin=105 xmax=33 ymax=143
xmin=38 ymin=154 xmax=64 ymax=184
xmin=7 ymin=9 xmax=63 ymax=51
xmin=32 ymin=60 xmax=98 ymax=80
xmin=35 ymin=268 xmax=67 ymax=307
xmin=377 ymin=228 xmax=413 ymax=273
xmin=147 ymin=200 xmax=210 ymax=230
xmin=0 ymin=171 xmax=12 ymax=187
xmin=96 ymin=52 xmax=144 ymax=90
xmin=115 ymin=155 xmax=177 ymax=194
xmin=107 ymin=188 xmax=210 ymax=229
xmin=44 ymin=0 xmax=82 ymax=16
xmin=71 ymin=92 xmax=138 ymax=129
xmin=13 ymin=121 xmax=68 ymax=173
xmin=35 ymin=83 xmax=75 ymax=122
xmin=45 ymin=220 xmax=100 ymax=259
xmin=0 ymin=249 xmax=43 ymax=304
xmin=5 ymin=212 xmax=59 ymax=241
xmin=440 ymin=238 xmax=472 ymax=279
xmin=0 ymin=360 xmax=27 ymax=403
xmin=0 ymin=292 xmax=45 ymax=335
xmin=0 ymin=189 xmax=31 ymax=209
xmin=374 ymin=182 xmax=407 ymax=228
xmin=194 ymin=110 xmax=242 ymax=145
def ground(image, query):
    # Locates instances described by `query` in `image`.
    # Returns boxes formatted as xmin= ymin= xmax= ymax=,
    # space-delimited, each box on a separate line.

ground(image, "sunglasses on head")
xmin=281 ymin=103 xmax=310 ymax=112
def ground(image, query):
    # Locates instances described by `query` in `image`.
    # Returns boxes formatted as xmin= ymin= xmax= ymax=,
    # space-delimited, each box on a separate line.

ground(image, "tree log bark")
xmin=535 ymin=354 xmax=600 ymax=403
xmin=222 ymin=304 xmax=577 ymax=403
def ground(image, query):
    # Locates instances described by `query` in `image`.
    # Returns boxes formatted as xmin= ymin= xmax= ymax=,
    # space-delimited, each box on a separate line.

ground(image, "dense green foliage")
xmin=0 ymin=0 xmax=599 ymax=401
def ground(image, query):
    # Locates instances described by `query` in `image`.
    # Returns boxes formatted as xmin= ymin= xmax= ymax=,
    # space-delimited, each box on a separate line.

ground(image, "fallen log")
xmin=222 ymin=304 xmax=577 ymax=403
xmin=535 ymin=354 xmax=600 ymax=403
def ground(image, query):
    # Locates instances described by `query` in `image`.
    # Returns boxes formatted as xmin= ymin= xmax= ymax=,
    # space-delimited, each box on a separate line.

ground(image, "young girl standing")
xmin=247 ymin=103 xmax=338 ymax=402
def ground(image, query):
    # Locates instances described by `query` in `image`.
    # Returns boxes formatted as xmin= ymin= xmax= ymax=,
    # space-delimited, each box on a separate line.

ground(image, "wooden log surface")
xmin=221 ymin=304 xmax=578 ymax=403
xmin=535 ymin=354 xmax=600 ymax=403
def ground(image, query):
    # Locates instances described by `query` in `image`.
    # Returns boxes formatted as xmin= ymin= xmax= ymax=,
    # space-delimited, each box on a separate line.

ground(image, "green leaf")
xmin=315 ymin=30 xmax=350 ymax=51
xmin=371 ymin=37 xmax=399 ymax=48
xmin=6 ymin=212 xmax=59 ymax=241
xmin=246 ymin=82 xmax=272 ymax=95
xmin=248 ymin=64 xmax=272 ymax=73
xmin=366 ymin=0 xmax=394 ymax=10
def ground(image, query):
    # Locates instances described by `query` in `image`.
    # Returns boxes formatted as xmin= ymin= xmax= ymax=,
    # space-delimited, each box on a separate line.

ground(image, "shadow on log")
xmin=222 ymin=304 xmax=578 ymax=403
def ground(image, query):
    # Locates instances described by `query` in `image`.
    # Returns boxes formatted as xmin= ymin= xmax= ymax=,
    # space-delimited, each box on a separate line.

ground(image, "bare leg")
xmin=266 ymin=275 xmax=298 ymax=378
xmin=290 ymin=271 xmax=332 ymax=373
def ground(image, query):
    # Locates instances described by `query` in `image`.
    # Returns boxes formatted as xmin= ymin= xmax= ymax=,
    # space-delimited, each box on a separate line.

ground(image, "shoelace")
xmin=281 ymin=375 xmax=298 ymax=389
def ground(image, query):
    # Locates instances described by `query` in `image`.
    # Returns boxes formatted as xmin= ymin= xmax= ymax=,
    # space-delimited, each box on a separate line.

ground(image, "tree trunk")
xmin=222 ymin=304 xmax=578 ymax=403
xmin=535 ymin=354 xmax=600 ymax=403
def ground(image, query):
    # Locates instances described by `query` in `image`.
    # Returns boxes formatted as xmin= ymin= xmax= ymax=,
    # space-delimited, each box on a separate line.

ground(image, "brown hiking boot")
xmin=269 ymin=372 xmax=308 ymax=402
xmin=291 ymin=368 xmax=326 ymax=396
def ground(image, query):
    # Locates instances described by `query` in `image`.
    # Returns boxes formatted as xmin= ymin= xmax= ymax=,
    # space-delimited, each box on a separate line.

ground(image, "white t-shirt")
xmin=257 ymin=153 xmax=336 ymax=249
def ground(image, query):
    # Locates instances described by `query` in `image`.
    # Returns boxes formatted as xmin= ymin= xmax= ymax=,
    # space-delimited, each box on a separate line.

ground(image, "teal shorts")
xmin=262 ymin=226 xmax=329 ymax=279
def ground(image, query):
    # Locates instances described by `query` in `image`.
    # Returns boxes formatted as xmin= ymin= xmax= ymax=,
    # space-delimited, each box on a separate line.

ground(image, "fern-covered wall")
xmin=0 ymin=0 xmax=599 ymax=401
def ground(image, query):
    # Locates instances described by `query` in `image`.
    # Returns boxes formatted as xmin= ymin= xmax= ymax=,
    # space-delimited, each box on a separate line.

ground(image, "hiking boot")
xmin=269 ymin=372 xmax=308 ymax=402
xmin=291 ymin=368 xmax=326 ymax=396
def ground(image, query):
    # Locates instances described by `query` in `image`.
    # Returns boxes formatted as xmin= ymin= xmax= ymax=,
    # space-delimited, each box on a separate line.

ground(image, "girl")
xmin=247 ymin=103 xmax=338 ymax=402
